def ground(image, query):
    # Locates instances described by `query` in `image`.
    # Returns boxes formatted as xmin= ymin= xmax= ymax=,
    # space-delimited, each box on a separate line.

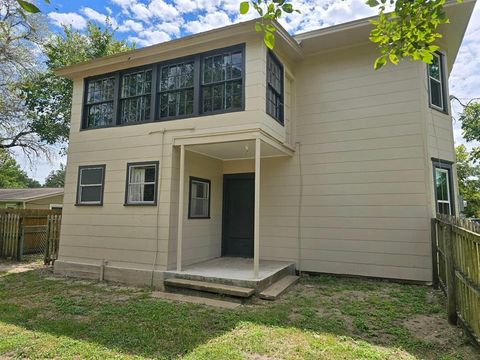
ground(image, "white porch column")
xmin=177 ymin=144 xmax=185 ymax=272
xmin=254 ymin=138 xmax=261 ymax=278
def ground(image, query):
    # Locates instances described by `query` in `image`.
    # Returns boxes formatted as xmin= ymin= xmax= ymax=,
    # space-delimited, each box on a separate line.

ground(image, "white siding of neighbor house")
xmin=57 ymin=31 xmax=457 ymax=282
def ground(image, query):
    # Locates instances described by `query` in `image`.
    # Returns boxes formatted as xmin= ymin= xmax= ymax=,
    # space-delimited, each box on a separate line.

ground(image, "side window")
xmin=125 ymin=162 xmax=159 ymax=205
xmin=433 ymin=160 xmax=454 ymax=215
xmin=188 ymin=177 xmax=210 ymax=219
xmin=266 ymin=51 xmax=284 ymax=124
xmin=428 ymin=52 xmax=448 ymax=113
xmin=84 ymin=77 xmax=116 ymax=128
xmin=120 ymin=68 xmax=153 ymax=124
xmin=76 ymin=165 xmax=106 ymax=205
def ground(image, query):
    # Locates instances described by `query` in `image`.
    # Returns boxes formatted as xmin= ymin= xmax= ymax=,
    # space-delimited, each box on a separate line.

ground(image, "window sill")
xmin=75 ymin=203 xmax=103 ymax=206
xmin=124 ymin=203 xmax=157 ymax=206
xmin=188 ymin=216 xmax=211 ymax=220
xmin=429 ymin=104 xmax=449 ymax=116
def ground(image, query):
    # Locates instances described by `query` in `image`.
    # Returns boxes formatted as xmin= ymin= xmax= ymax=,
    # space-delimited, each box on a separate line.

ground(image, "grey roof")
xmin=0 ymin=188 xmax=64 ymax=202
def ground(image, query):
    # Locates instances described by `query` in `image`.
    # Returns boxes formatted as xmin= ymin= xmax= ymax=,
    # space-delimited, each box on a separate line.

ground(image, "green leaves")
xmin=240 ymin=1 xmax=250 ymax=15
xmin=238 ymin=1 xmax=300 ymax=50
xmin=368 ymin=0 xmax=452 ymax=69
xmin=16 ymin=0 xmax=41 ymax=13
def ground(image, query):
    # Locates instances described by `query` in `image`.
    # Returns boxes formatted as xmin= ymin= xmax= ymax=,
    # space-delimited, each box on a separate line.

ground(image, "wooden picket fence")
xmin=0 ymin=209 xmax=62 ymax=264
xmin=432 ymin=214 xmax=480 ymax=346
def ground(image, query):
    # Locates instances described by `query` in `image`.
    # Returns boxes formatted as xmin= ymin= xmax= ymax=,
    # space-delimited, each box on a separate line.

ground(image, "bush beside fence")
xmin=432 ymin=215 xmax=480 ymax=346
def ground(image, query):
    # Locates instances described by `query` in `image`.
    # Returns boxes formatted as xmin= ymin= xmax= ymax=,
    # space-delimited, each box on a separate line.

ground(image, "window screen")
xmin=266 ymin=51 xmax=284 ymax=123
xmin=189 ymin=177 xmax=210 ymax=218
xmin=126 ymin=163 xmax=158 ymax=204
xmin=159 ymin=61 xmax=195 ymax=118
xmin=120 ymin=69 xmax=152 ymax=124
xmin=85 ymin=77 xmax=115 ymax=128
xmin=428 ymin=53 xmax=447 ymax=112
xmin=77 ymin=166 xmax=105 ymax=205
xmin=201 ymin=51 xmax=243 ymax=113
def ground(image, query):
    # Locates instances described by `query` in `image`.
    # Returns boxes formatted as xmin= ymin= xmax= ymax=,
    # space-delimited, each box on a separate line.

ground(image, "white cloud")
xmin=129 ymin=29 xmax=171 ymax=46
xmin=118 ymin=19 xmax=144 ymax=33
xmin=82 ymin=7 xmax=118 ymax=27
xmin=148 ymin=0 xmax=180 ymax=20
xmin=183 ymin=11 xmax=233 ymax=34
xmin=48 ymin=12 xmax=88 ymax=30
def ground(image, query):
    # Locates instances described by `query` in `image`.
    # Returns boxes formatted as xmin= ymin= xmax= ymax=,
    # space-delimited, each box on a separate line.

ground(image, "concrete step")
xmin=259 ymin=275 xmax=299 ymax=300
xmin=152 ymin=291 xmax=241 ymax=309
xmin=164 ymin=278 xmax=255 ymax=298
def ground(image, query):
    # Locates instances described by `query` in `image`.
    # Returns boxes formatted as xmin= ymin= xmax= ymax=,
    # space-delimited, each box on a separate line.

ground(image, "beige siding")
xmin=57 ymin=31 xmax=452 ymax=283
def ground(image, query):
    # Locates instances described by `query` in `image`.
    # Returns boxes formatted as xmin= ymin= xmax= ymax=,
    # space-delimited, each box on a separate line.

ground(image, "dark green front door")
xmin=222 ymin=173 xmax=254 ymax=258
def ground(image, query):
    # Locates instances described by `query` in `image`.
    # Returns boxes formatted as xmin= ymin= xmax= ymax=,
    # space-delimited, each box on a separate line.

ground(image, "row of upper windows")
xmin=83 ymin=44 xmax=245 ymax=129
xmin=76 ymin=163 xmax=211 ymax=219
xmin=82 ymin=44 xmax=286 ymax=130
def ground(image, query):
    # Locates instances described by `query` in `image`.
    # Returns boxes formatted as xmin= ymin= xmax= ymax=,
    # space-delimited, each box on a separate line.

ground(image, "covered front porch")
xmin=172 ymin=129 xmax=294 ymax=280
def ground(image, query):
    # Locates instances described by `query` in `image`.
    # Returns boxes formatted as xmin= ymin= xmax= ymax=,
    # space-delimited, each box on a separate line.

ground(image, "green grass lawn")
xmin=0 ymin=264 xmax=477 ymax=360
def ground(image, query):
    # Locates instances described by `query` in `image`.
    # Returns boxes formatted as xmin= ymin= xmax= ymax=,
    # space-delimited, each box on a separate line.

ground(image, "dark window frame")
xmin=427 ymin=52 xmax=449 ymax=114
xmin=76 ymin=164 xmax=106 ymax=206
xmin=432 ymin=158 xmax=455 ymax=216
xmin=124 ymin=161 xmax=160 ymax=206
xmin=266 ymin=50 xmax=284 ymax=125
xmin=81 ymin=44 xmax=246 ymax=130
xmin=188 ymin=176 xmax=211 ymax=219
xmin=118 ymin=65 xmax=156 ymax=125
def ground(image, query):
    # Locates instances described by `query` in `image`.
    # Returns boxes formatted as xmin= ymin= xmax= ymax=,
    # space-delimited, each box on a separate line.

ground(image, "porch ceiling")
xmin=187 ymin=139 xmax=288 ymax=161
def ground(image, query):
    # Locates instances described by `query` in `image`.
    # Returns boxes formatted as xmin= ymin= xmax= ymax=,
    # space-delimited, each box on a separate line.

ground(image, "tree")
xmin=240 ymin=0 xmax=461 ymax=69
xmin=456 ymin=145 xmax=480 ymax=218
xmin=44 ymin=164 xmax=65 ymax=188
xmin=0 ymin=149 xmax=41 ymax=188
xmin=0 ymin=0 xmax=50 ymax=158
xmin=19 ymin=22 xmax=134 ymax=151
xmin=458 ymin=101 xmax=480 ymax=162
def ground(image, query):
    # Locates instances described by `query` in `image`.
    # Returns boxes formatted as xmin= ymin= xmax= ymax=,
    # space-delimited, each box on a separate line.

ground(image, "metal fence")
xmin=432 ymin=214 xmax=480 ymax=346
xmin=0 ymin=209 xmax=62 ymax=264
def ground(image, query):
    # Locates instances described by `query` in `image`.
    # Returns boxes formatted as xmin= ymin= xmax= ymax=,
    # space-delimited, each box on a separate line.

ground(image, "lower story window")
xmin=433 ymin=160 xmax=454 ymax=215
xmin=126 ymin=162 xmax=158 ymax=205
xmin=189 ymin=177 xmax=210 ymax=219
xmin=77 ymin=165 xmax=106 ymax=205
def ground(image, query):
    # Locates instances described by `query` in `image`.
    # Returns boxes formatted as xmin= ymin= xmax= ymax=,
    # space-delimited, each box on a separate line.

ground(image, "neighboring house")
xmin=0 ymin=188 xmax=64 ymax=210
xmin=53 ymin=1 xmax=475 ymax=289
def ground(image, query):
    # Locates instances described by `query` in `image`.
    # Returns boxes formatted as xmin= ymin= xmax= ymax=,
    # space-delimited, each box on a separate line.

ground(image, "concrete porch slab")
xmin=164 ymin=257 xmax=296 ymax=292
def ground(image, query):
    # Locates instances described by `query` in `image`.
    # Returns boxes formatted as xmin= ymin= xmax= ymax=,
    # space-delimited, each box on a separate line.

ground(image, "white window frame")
xmin=435 ymin=168 xmax=452 ymax=215
xmin=428 ymin=52 xmax=446 ymax=112
xmin=49 ymin=204 xmax=63 ymax=210
xmin=125 ymin=162 xmax=158 ymax=205
xmin=77 ymin=165 xmax=105 ymax=205
xmin=5 ymin=203 xmax=17 ymax=209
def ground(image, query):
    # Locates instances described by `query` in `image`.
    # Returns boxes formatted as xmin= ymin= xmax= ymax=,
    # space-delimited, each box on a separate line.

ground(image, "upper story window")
xmin=85 ymin=77 xmax=115 ymax=128
xmin=120 ymin=68 xmax=153 ymax=124
xmin=428 ymin=52 xmax=448 ymax=113
xmin=266 ymin=51 xmax=284 ymax=124
xmin=82 ymin=44 xmax=245 ymax=130
xmin=201 ymin=50 xmax=243 ymax=113
xmin=159 ymin=61 xmax=195 ymax=119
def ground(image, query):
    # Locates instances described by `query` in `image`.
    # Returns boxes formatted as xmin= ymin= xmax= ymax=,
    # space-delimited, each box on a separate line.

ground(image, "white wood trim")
xmin=177 ymin=145 xmax=185 ymax=271
xmin=254 ymin=137 xmax=261 ymax=278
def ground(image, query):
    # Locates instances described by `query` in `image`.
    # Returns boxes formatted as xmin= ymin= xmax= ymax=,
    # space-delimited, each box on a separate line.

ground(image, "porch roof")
xmin=173 ymin=130 xmax=294 ymax=161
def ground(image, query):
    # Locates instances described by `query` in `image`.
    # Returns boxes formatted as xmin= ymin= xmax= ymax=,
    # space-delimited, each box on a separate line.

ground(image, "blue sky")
xmin=18 ymin=0 xmax=480 ymax=182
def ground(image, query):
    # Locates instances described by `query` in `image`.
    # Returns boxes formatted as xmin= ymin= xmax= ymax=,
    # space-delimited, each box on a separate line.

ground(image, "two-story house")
xmin=54 ymin=0 xmax=475 ymax=294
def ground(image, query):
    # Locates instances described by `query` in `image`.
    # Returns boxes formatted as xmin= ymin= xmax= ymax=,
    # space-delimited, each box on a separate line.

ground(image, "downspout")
xmin=296 ymin=141 xmax=303 ymax=275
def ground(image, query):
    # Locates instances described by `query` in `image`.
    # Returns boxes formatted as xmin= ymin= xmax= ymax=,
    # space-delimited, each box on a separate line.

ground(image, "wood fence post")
xmin=445 ymin=220 xmax=458 ymax=325
xmin=16 ymin=217 xmax=24 ymax=262
xmin=431 ymin=218 xmax=439 ymax=289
